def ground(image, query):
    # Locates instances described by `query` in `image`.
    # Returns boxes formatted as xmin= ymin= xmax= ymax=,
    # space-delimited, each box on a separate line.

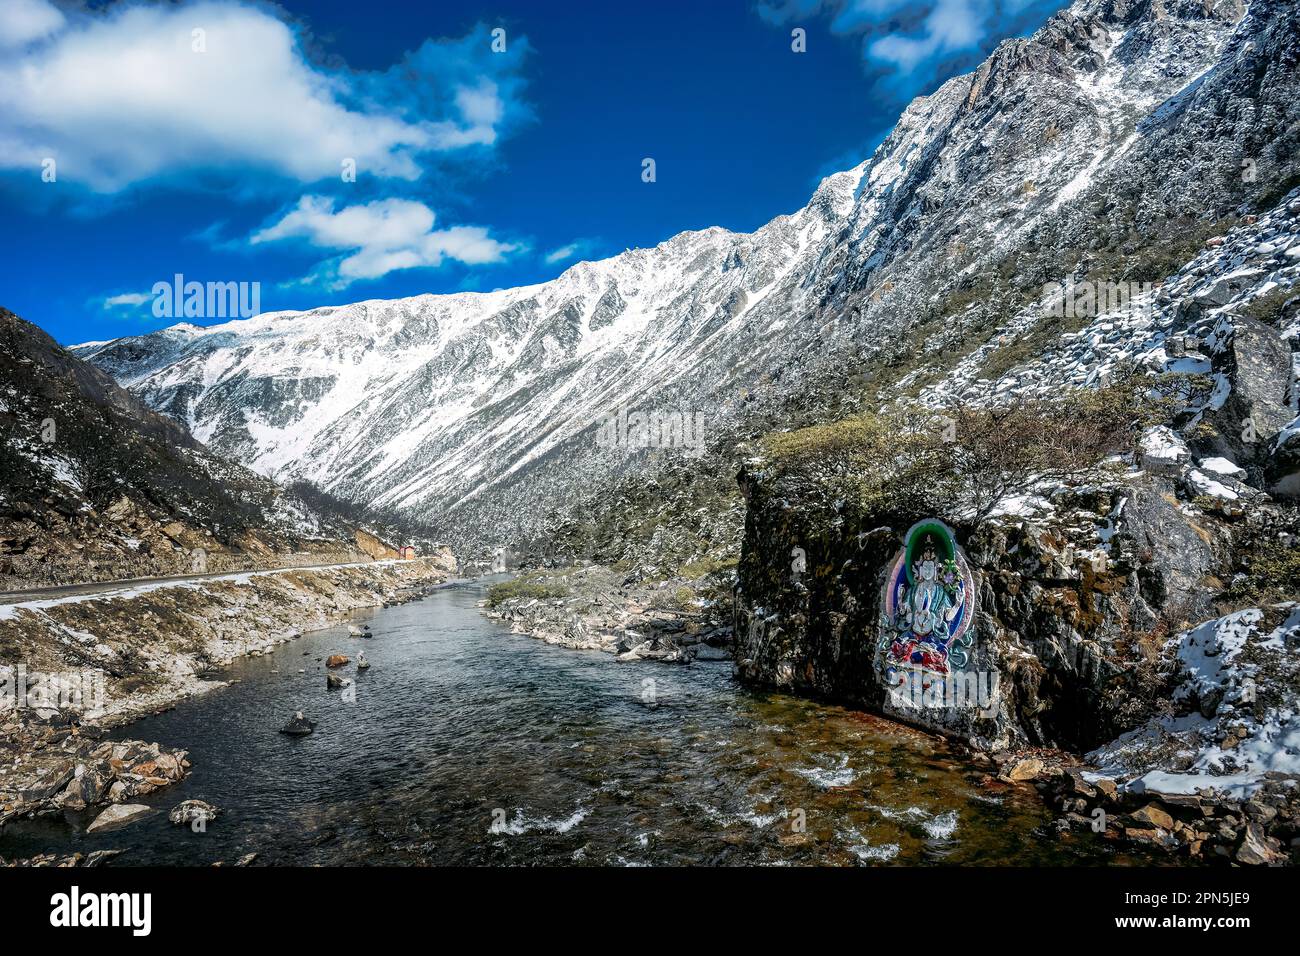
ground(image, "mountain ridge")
xmin=74 ymin=0 xmax=1298 ymax=560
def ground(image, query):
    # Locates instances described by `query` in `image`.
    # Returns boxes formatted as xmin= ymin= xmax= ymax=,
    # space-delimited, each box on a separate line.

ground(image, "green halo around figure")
xmin=902 ymin=519 xmax=956 ymax=586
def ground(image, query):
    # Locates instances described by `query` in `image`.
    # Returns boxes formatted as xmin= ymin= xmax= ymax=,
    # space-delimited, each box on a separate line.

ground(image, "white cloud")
xmin=544 ymin=244 xmax=579 ymax=265
xmin=869 ymin=0 xmax=984 ymax=71
xmin=543 ymin=238 xmax=599 ymax=265
xmin=0 ymin=2 xmax=523 ymax=192
xmin=425 ymin=79 xmax=505 ymax=149
xmin=0 ymin=0 xmax=65 ymax=49
xmin=251 ymin=195 xmax=519 ymax=287
xmin=756 ymin=0 xmax=1051 ymax=94
xmin=101 ymin=292 xmax=151 ymax=309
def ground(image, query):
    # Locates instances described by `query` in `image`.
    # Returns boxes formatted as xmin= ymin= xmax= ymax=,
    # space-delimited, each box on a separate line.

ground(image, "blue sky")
xmin=0 ymin=0 xmax=1066 ymax=345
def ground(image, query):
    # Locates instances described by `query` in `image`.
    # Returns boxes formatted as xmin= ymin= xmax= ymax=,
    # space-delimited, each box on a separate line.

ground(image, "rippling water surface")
xmin=5 ymin=579 xmax=1154 ymax=865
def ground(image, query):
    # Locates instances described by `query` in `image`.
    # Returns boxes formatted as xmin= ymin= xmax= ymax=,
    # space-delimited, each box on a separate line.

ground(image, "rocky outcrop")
xmin=354 ymin=529 xmax=399 ymax=560
xmin=1204 ymin=313 xmax=1295 ymax=477
xmin=730 ymin=456 xmax=1267 ymax=753
xmin=0 ymin=718 xmax=188 ymax=831
xmin=730 ymin=419 xmax=1299 ymax=861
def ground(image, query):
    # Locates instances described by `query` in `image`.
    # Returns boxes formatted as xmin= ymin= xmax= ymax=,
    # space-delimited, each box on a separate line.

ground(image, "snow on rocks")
xmin=1184 ymin=468 xmax=1240 ymax=500
xmin=935 ymin=184 xmax=1300 ymax=434
xmin=1035 ymin=605 xmax=1300 ymax=863
xmin=1139 ymin=425 xmax=1190 ymax=474
xmin=1199 ymin=456 xmax=1247 ymax=480
xmin=1088 ymin=605 xmax=1300 ymax=799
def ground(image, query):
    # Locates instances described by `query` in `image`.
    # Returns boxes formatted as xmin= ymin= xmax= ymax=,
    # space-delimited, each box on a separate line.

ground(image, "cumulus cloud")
xmin=251 ymin=195 xmax=519 ymax=288
xmin=756 ymin=0 xmax=1063 ymax=97
xmin=0 ymin=1 xmax=531 ymax=192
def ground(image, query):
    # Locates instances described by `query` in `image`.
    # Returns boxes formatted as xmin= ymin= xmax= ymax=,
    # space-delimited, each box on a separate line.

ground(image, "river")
xmin=2 ymin=578 xmax=1155 ymax=865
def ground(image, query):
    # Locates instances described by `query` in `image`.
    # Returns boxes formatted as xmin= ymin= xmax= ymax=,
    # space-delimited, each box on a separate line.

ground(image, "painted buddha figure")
xmin=890 ymin=536 xmax=963 ymax=673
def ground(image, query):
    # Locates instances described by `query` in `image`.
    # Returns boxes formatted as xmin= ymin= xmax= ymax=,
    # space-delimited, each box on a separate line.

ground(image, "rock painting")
xmin=878 ymin=519 xmax=976 ymax=693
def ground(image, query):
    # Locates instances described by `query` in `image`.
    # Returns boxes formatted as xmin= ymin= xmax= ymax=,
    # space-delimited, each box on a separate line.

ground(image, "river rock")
xmin=18 ymin=759 xmax=75 ymax=802
xmin=1236 ymin=821 xmax=1285 ymax=865
xmin=169 ymin=799 xmax=219 ymax=826
xmin=279 ymin=713 xmax=315 ymax=735
xmin=326 ymin=673 xmax=351 ymax=690
xmin=86 ymin=803 xmax=152 ymax=833
xmin=1003 ymin=758 xmax=1044 ymax=782
xmin=1063 ymin=769 xmax=1098 ymax=798
xmin=325 ymin=654 xmax=350 ymax=668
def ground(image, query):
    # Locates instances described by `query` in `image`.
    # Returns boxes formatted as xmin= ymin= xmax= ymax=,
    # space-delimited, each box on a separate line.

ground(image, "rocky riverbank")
xmin=0 ymin=554 xmax=456 ymax=859
xmin=481 ymin=563 xmax=734 ymax=663
xmin=0 ymin=716 xmax=190 ymax=840
xmin=1041 ymin=757 xmax=1299 ymax=866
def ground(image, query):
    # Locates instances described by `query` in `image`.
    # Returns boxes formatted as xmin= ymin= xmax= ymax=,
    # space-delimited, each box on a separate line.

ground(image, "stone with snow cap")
xmin=1139 ymin=426 xmax=1190 ymax=475
xmin=1198 ymin=456 xmax=1246 ymax=480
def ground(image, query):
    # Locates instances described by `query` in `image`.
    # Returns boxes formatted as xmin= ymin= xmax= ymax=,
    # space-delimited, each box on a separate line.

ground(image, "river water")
xmin=4 ymin=579 xmax=1154 ymax=865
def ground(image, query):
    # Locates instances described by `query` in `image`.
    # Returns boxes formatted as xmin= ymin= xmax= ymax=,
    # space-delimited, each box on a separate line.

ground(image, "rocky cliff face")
xmin=732 ymin=442 xmax=1299 ymax=868
xmin=733 ymin=466 xmax=1231 ymax=750
xmin=75 ymin=0 xmax=1300 ymax=563
xmin=731 ymin=258 xmax=1299 ymax=862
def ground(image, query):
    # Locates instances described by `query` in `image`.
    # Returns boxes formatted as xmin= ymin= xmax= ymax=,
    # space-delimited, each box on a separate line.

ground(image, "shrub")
xmin=486 ymin=577 xmax=569 ymax=607
xmin=760 ymin=386 xmax=1142 ymax=524
xmin=1221 ymin=540 xmax=1300 ymax=605
xmin=1242 ymin=287 xmax=1295 ymax=326
xmin=678 ymin=556 xmax=738 ymax=580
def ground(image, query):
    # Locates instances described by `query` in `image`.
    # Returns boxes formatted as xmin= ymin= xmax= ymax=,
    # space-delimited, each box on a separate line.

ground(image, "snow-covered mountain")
xmin=77 ymin=0 xmax=1300 ymax=554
